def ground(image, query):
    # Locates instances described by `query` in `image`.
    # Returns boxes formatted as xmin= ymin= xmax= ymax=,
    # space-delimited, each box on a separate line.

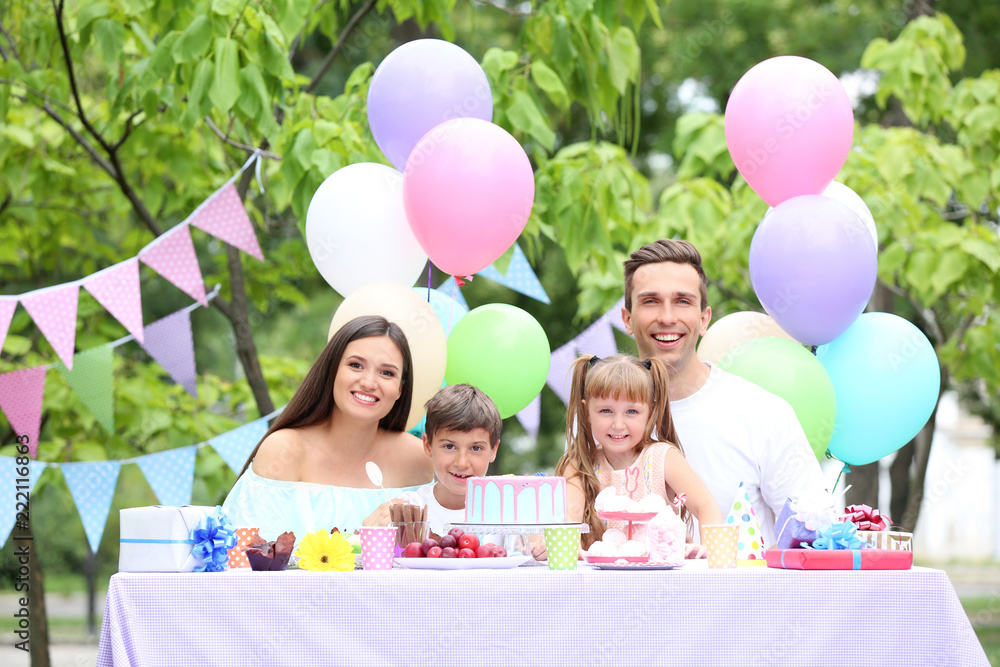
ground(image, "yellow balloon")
xmin=697 ymin=311 xmax=799 ymax=365
xmin=329 ymin=282 xmax=447 ymax=429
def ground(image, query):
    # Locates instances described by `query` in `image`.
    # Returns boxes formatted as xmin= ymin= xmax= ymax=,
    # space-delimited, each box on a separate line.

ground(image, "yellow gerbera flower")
xmin=294 ymin=530 xmax=356 ymax=572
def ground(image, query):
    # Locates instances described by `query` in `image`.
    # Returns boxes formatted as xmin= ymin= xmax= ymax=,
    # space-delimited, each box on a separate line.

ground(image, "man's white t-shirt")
xmin=397 ymin=482 xmax=465 ymax=536
xmin=671 ymin=363 xmax=826 ymax=547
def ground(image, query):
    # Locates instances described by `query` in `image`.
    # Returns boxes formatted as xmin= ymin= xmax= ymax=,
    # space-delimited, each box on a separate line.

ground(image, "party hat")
xmin=727 ymin=482 xmax=766 ymax=560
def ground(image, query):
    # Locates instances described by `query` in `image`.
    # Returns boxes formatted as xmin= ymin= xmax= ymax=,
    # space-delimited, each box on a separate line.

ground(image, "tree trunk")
xmin=888 ymin=440 xmax=914 ymax=522
xmin=845 ymin=463 xmax=879 ymax=507
xmin=900 ymin=400 xmax=941 ymax=532
xmin=84 ymin=551 xmax=97 ymax=636
xmin=26 ymin=527 xmax=51 ymax=667
xmin=211 ymin=166 xmax=275 ymax=417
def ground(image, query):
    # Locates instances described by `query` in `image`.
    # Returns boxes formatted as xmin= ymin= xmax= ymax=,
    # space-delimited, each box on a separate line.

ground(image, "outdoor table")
xmin=96 ymin=561 xmax=988 ymax=666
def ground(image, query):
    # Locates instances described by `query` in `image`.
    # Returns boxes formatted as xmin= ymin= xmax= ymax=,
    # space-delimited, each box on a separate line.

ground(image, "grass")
xmin=962 ymin=597 xmax=1000 ymax=666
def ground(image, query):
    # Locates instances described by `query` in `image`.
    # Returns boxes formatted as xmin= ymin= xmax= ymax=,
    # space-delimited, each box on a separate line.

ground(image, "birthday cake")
xmin=465 ymin=476 xmax=567 ymax=524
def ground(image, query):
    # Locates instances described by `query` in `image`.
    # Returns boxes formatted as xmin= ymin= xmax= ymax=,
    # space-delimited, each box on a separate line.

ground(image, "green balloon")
xmin=445 ymin=304 xmax=551 ymax=419
xmin=718 ymin=336 xmax=836 ymax=461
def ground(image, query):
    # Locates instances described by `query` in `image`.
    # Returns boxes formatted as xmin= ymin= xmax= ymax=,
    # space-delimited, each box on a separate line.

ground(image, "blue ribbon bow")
xmin=802 ymin=521 xmax=867 ymax=551
xmin=189 ymin=506 xmax=237 ymax=572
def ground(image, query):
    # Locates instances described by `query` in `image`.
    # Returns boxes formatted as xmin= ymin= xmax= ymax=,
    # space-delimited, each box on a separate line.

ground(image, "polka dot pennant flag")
xmin=726 ymin=481 xmax=766 ymax=560
xmin=135 ymin=446 xmax=196 ymax=507
xmin=190 ymin=183 xmax=264 ymax=262
xmin=0 ymin=458 xmax=46 ymax=547
xmin=436 ymin=276 xmax=469 ymax=311
xmin=210 ymin=417 xmax=270 ymax=475
xmin=545 ymin=344 xmax=576 ymax=406
xmin=55 ymin=345 xmax=115 ymax=435
xmin=0 ymin=366 xmax=47 ymax=459
xmin=61 ymin=460 xmax=121 ymax=554
xmin=20 ymin=284 xmax=80 ymax=370
xmin=139 ymin=224 xmax=208 ymax=306
xmin=516 ymin=394 xmax=541 ymax=441
xmin=83 ymin=258 xmax=145 ymax=344
xmin=139 ymin=309 xmax=197 ymax=397
xmin=477 ymin=244 xmax=551 ymax=304
xmin=0 ymin=298 xmax=16 ymax=353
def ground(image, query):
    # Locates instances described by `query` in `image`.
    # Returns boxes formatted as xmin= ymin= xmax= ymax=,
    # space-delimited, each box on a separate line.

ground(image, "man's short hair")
xmin=424 ymin=384 xmax=502 ymax=447
xmin=623 ymin=239 xmax=709 ymax=312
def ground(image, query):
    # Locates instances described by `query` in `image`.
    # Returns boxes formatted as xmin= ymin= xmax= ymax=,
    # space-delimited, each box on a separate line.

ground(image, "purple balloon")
xmin=367 ymin=39 xmax=493 ymax=171
xmin=749 ymin=195 xmax=877 ymax=345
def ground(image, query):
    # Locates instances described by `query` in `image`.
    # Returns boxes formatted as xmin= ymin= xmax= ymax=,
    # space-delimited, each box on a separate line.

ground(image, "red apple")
xmin=494 ymin=546 xmax=507 ymax=558
xmin=441 ymin=547 xmax=458 ymax=558
xmin=439 ymin=534 xmax=458 ymax=549
xmin=475 ymin=544 xmax=493 ymax=559
xmin=421 ymin=538 xmax=439 ymax=555
xmin=458 ymin=547 xmax=476 ymax=558
xmin=458 ymin=533 xmax=480 ymax=551
xmin=402 ymin=542 xmax=424 ymax=558
xmin=426 ymin=546 xmax=443 ymax=558
xmin=448 ymin=528 xmax=465 ymax=542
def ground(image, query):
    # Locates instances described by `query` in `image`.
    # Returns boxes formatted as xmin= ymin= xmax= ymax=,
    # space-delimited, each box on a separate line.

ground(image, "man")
xmin=622 ymin=239 xmax=826 ymax=547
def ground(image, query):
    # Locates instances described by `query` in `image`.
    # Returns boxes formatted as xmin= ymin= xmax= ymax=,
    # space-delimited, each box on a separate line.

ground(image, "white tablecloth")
xmin=97 ymin=562 xmax=988 ymax=667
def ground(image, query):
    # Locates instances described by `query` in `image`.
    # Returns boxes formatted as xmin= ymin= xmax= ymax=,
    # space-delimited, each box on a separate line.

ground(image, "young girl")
xmin=556 ymin=354 xmax=724 ymax=548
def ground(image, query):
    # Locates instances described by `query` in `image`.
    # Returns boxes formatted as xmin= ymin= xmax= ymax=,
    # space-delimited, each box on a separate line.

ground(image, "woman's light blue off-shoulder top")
xmin=223 ymin=464 xmax=422 ymax=540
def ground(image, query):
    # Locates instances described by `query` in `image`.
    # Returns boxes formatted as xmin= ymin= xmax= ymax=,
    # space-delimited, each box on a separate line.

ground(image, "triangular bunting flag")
xmin=545 ymin=344 xmax=577 ymax=406
xmin=62 ymin=460 xmax=121 ymax=554
xmin=55 ymin=345 xmax=115 ymax=434
xmin=477 ymin=245 xmax=550 ymax=304
xmin=136 ymin=446 xmax=197 ymax=507
xmin=607 ymin=297 xmax=628 ymax=333
xmin=140 ymin=309 xmax=197 ymax=397
xmin=437 ymin=277 xmax=469 ymax=311
xmin=139 ymin=224 xmax=208 ymax=306
xmin=515 ymin=394 xmax=541 ymax=441
xmin=190 ymin=183 xmax=264 ymax=261
xmin=21 ymin=284 xmax=79 ymax=370
xmin=0 ymin=459 xmax=46 ymax=546
xmin=0 ymin=366 xmax=47 ymax=458
xmin=0 ymin=298 xmax=16 ymax=353
xmin=574 ymin=316 xmax=618 ymax=359
xmin=84 ymin=259 xmax=145 ymax=343
xmin=727 ymin=481 xmax=766 ymax=560
xmin=210 ymin=417 xmax=270 ymax=475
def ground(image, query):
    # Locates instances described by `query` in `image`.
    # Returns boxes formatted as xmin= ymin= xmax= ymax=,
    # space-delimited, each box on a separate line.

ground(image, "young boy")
xmin=395 ymin=384 xmax=502 ymax=535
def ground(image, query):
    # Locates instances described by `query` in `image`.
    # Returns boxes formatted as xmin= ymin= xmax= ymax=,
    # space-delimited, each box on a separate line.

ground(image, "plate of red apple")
xmin=394 ymin=527 xmax=531 ymax=570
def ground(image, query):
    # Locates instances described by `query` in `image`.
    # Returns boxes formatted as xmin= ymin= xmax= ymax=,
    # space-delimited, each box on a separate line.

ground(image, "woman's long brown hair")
xmin=235 ymin=315 xmax=414 ymax=480
xmin=555 ymin=354 xmax=683 ymax=548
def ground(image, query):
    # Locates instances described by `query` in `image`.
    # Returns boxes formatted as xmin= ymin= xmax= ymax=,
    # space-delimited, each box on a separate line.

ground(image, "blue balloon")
xmin=411 ymin=287 xmax=468 ymax=337
xmin=816 ymin=313 xmax=941 ymax=466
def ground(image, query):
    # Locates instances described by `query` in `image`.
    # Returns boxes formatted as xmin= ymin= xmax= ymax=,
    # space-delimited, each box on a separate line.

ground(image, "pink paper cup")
xmin=359 ymin=526 xmax=396 ymax=570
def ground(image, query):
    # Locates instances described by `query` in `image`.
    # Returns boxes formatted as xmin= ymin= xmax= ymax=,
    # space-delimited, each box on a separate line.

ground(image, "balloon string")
xmin=447 ymin=279 xmax=457 ymax=335
xmin=832 ymin=463 xmax=851 ymax=494
xmin=426 ymin=263 xmax=432 ymax=302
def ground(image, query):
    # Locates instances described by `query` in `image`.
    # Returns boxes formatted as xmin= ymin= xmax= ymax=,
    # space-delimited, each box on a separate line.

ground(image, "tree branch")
xmin=41 ymin=102 xmax=118 ymax=178
xmin=289 ymin=0 xmax=336 ymax=61
xmin=304 ymin=0 xmax=378 ymax=94
xmin=0 ymin=18 xmax=21 ymax=64
xmin=878 ymin=278 xmax=944 ymax=343
xmin=205 ymin=117 xmax=282 ymax=159
xmin=52 ymin=0 xmax=114 ymax=155
xmin=1 ymin=78 xmax=78 ymax=114
xmin=111 ymin=109 xmax=145 ymax=152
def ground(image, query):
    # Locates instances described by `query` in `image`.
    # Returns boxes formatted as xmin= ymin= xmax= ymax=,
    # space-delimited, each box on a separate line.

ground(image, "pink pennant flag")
xmin=0 ymin=366 xmax=47 ymax=458
xmin=21 ymin=285 xmax=79 ymax=370
xmin=0 ymin=298 xmax=16 ymax=353
xmin=84 ymin=259 xmax=145 ymax=343
xmin=190 ymin=183 xmax=263 ymax=261
xmin=139 ymin=225 xmax=208 ymax=306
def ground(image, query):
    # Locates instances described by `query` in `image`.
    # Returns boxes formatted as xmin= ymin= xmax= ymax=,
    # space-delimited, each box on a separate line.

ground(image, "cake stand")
xmin=587 ymin=511 xmax=657 ymax=565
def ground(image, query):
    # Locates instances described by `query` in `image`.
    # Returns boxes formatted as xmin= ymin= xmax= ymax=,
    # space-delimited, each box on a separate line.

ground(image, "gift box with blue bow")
xmin=119 ymin=505 xmax=237 ymax=572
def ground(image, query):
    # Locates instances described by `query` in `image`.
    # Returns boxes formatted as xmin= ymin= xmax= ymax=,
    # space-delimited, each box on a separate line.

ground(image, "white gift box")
xmin=119 ymin=506 xmax=217 ymax=572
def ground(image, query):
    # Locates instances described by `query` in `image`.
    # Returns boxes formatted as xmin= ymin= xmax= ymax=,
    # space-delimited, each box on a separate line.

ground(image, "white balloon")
xmin=821 ymin=181 xmax=878 ymax=250
xmin=305 ymin=163 xmax=428 ymax=297
xmin=697 ymin=311 xmax=798 ymax=365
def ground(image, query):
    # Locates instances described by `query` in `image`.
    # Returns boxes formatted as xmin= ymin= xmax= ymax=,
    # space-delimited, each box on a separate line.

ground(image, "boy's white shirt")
xmin=397 ymin=482 xmax=465 ymax=536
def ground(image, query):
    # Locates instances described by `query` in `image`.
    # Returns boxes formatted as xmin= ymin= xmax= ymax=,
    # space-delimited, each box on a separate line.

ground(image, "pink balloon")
xmin=725 ymin=56 xmax=854 ymax=207
xmin=402 ymin=118 xmax=535 ymax=277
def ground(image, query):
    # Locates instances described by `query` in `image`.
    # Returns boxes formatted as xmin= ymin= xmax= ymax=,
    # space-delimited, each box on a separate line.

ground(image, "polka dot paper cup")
xmin=544 ymin=526 xmax=581 ymax=570
xmin=359 ymin=526 xmax=396 ymax=570
xmin=700 ymin=524 xmax=739 ymax=569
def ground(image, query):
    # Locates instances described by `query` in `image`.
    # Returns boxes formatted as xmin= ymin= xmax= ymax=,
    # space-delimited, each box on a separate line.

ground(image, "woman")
xmin=224 ymin=315 xmax=433 ymax=539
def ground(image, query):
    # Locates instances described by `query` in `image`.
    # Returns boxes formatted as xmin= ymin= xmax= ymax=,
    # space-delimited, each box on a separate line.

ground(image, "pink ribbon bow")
xmin=842 ymin=504 xmax=891 ymax=531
